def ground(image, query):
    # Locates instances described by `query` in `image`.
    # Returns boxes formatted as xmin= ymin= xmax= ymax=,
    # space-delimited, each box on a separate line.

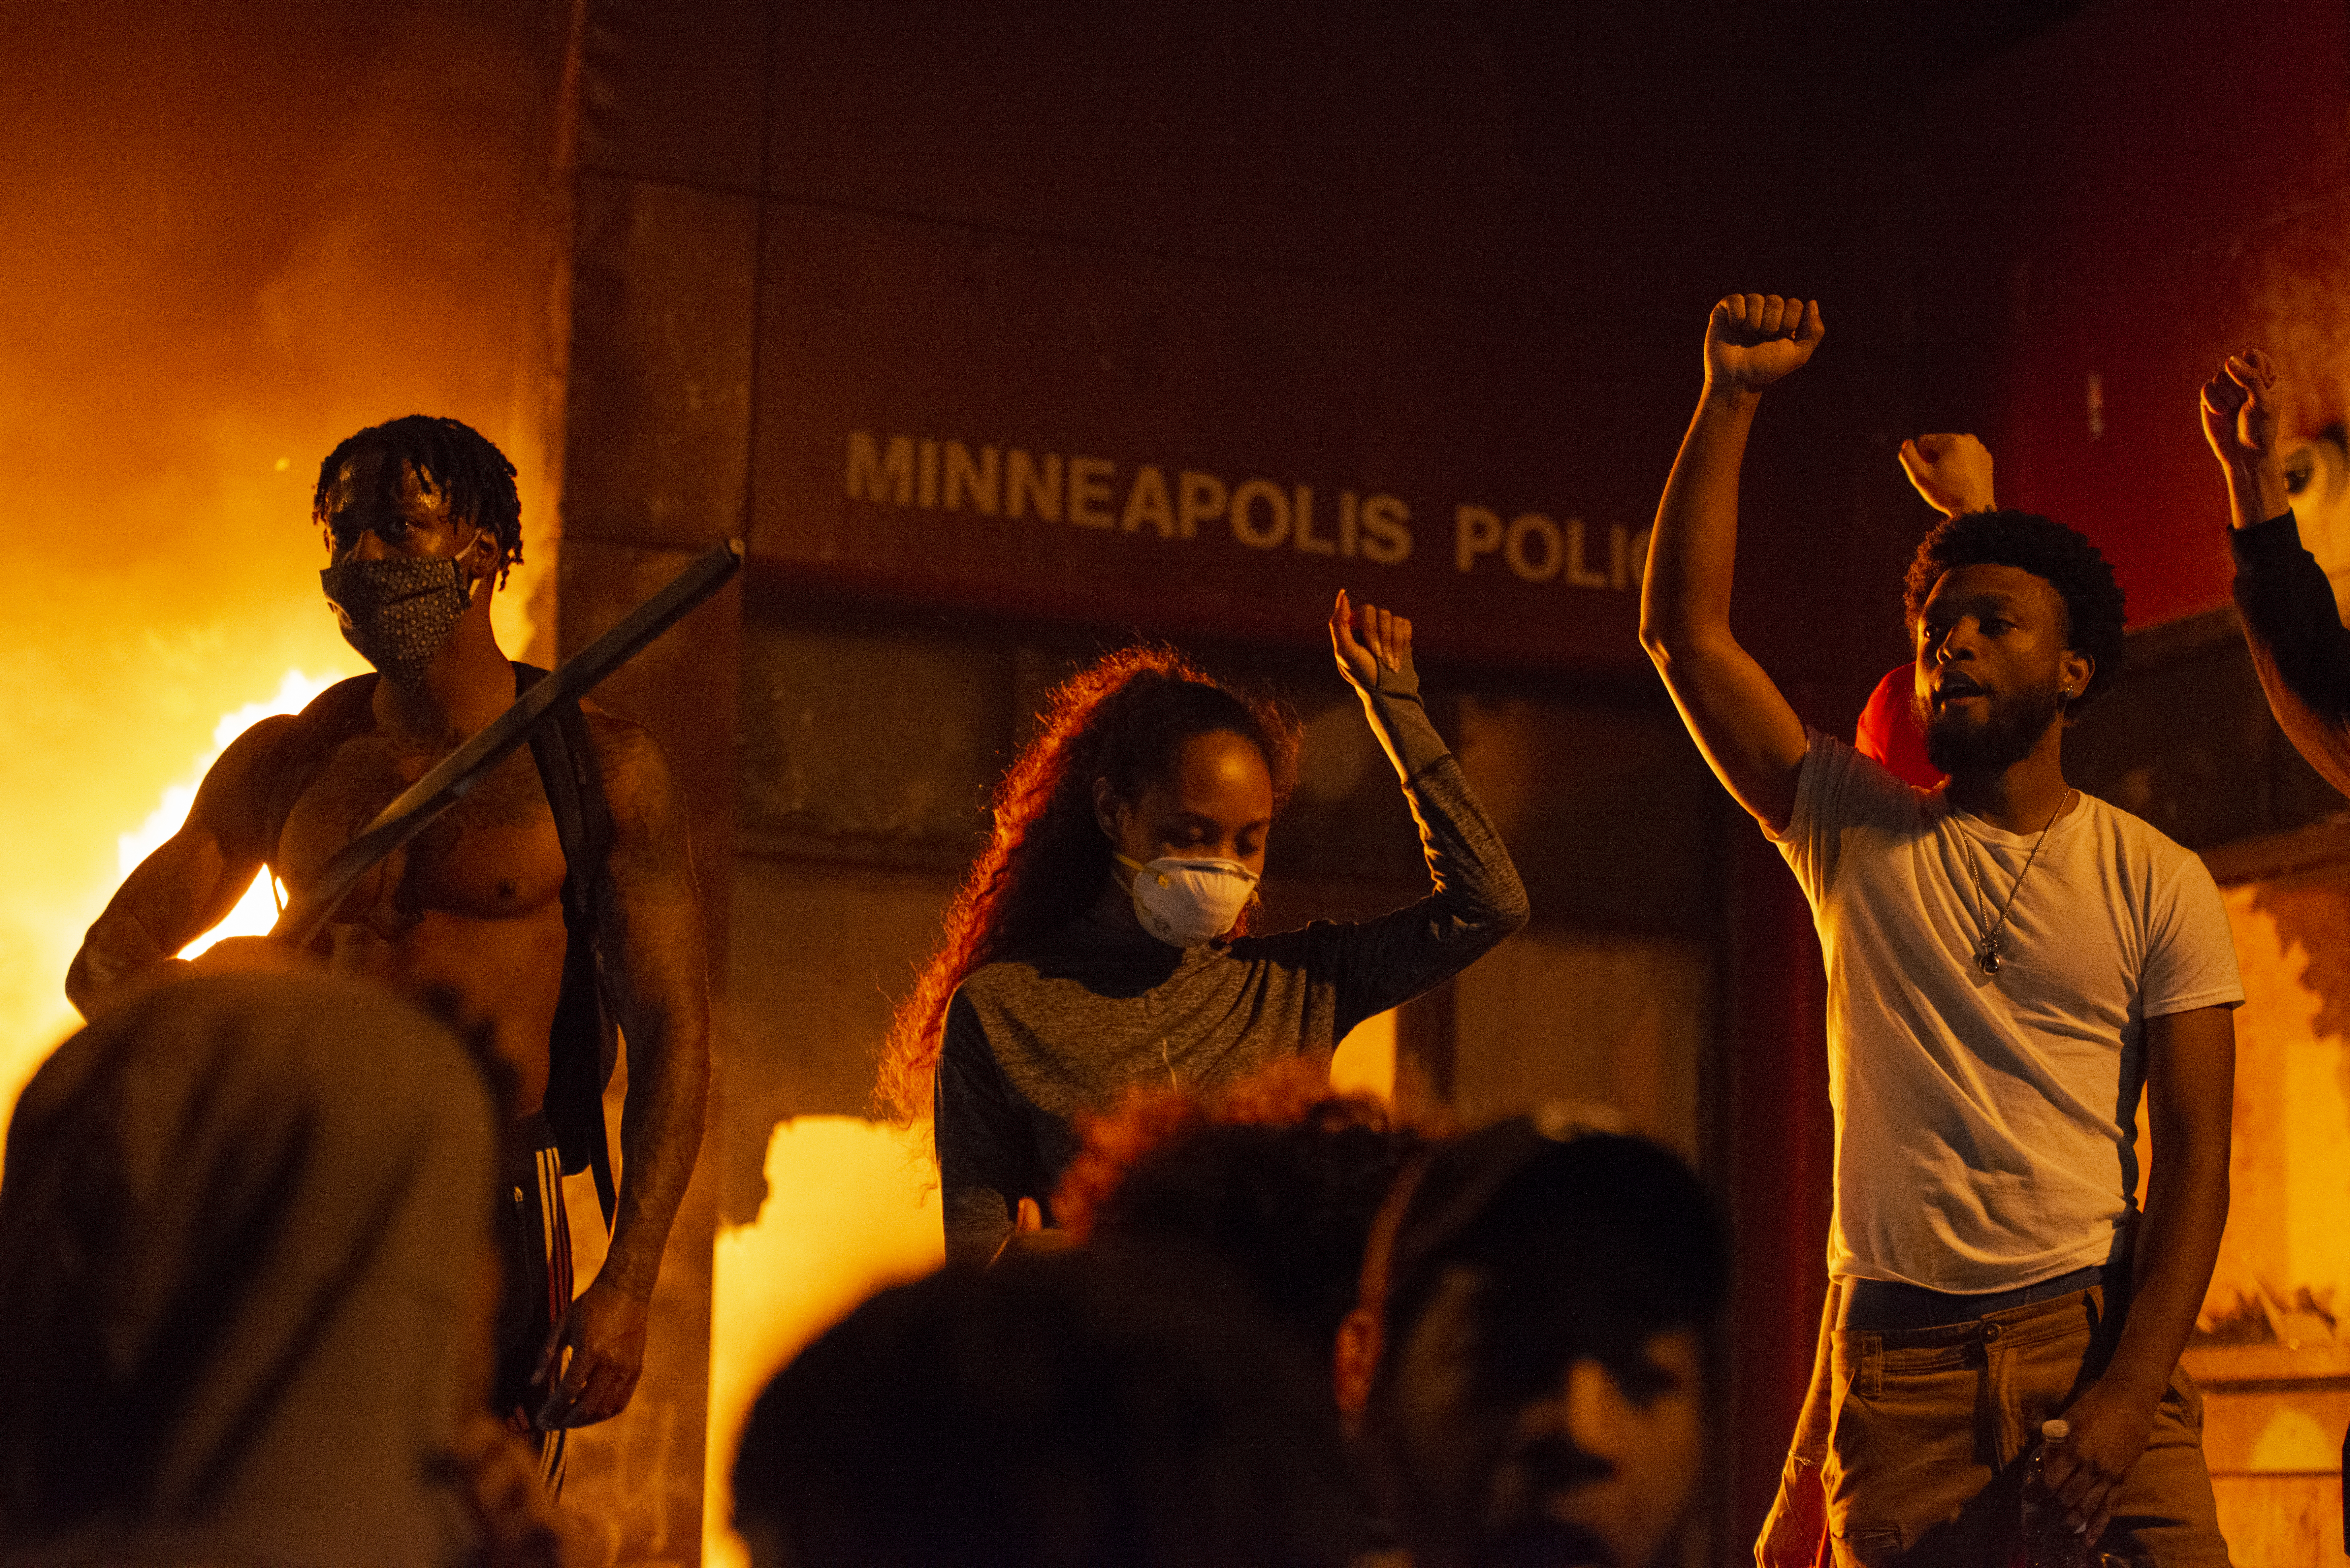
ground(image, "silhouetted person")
xmin=1855 ymin=432 xmax=2006 ymax=790
xmin=1331 ymin=1118 xmax=1725 ymax=1568
xmin=0 ymin=971 xmax=583 ymax=1568
xmin=2204 ymin=350 xmax=2350 ymax=787
xmin=731 ymin=1245 xmax=1360 ymax=1568
xmin=2202 ymin=345 xmax=2350 ymax=1546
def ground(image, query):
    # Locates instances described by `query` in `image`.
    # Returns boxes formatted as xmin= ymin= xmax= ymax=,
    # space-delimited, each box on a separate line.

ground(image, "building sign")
xmin=748 ymin=205 xmax=1661 ymax=672
xmin=842 ymin=430 xmax=1648 ymax=588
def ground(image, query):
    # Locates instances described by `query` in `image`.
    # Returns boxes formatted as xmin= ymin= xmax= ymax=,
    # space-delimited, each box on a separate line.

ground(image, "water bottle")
xmin=2019 ymin=1419 xmax=2089 ymax=1568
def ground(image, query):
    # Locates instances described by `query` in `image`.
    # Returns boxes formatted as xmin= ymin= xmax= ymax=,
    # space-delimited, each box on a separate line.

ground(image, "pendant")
xmin=1976 ymin=934 xmax=2003 ymax=975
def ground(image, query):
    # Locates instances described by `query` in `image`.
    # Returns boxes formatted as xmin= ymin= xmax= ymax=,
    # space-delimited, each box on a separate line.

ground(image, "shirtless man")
xmin=67 ymin=415 xmax=709 ymax=1476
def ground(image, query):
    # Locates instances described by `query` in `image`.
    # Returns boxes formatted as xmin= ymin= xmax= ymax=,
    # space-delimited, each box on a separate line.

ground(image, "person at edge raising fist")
xmin=2201 ymin=346 xmax=2350 ymax=1547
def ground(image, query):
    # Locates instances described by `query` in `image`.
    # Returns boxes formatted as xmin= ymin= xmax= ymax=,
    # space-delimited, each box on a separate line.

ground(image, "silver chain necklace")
xmin=1956 ymin=789 xmax=2073 ymax=975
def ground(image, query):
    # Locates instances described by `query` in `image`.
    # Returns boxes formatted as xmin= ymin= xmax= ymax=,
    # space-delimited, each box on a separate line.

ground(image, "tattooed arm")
xmin=534 ymin=714 xmax=711 ymax=1428
xmin=66 ymin=716 xmax=293 ymax=1019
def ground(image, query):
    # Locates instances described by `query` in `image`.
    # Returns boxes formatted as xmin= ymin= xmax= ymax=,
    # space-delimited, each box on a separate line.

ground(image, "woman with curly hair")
xmin=878 ymin=592 xmax=1528 ymax=1266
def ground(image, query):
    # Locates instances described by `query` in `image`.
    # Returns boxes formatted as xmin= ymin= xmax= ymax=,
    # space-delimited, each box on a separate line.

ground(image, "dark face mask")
xmin=320 ymin=556 xmax=474 ymax=690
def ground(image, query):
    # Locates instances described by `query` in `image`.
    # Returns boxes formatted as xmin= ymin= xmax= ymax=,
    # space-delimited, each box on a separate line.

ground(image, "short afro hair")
xmin=313 ymin=415 xmax=523 ymax=585
xmin=1902 ymin=509 xmax=2126 ymax=705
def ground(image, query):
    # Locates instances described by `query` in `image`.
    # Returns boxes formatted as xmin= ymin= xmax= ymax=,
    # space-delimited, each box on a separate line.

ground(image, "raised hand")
xmin=2202 ymin=350 xmax=2291 ymax=527
xmin=1646 ymin=295 xmax=1816 ymax=833
xmin=1331 ymin=590 xmax=1413 ymax=690
xmin=1898 ymin=433 xmax=1996 ymax=517
xmin=1704 ymin=294 xmax=1825 ymax=393
xmin=2201 ymin=350 xmax=2279 ymax=470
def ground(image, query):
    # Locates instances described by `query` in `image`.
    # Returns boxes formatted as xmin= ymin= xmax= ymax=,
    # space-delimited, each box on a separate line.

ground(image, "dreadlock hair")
xmin=1902 ymin=509 xmax=2126 ymax=705
xmin=874 ymin=646 xmax=1301 ymax=1129
xmin=313 ymin=415 xmax=524 ymax=586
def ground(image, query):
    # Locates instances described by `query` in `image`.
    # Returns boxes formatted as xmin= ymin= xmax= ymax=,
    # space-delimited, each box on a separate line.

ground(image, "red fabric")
xmin=1852 ymin=664 xmax=1943 ymax=791
xmin=1724 ymin=830 xmax=1834 ymax=1551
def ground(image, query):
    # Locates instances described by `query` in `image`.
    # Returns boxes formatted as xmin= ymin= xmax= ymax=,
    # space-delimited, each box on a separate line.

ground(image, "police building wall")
xmin=40 ymin=0 xmax=2348 ymax=1563
xmin=724 ymin=593 xmax=1725 ymax=1156
xmin=556 ymin=1 xmax=1964 ymax=1560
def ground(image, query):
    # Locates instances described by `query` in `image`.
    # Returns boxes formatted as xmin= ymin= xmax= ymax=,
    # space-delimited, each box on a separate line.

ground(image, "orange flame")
xmin=113 ymin=669 xmax=353 ymax=957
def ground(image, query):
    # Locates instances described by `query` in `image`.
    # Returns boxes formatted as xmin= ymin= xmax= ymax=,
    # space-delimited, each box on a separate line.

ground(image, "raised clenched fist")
xmin=1704 ymin=294 xmax=1824 ymax=393
xmin=1331 ymin=589 xmax=1413 ymax=691
xmin=1898 ymin=433 xmax=1996 ymax=518
xmin=2202 ymin=349 xmax=2279 ymax=472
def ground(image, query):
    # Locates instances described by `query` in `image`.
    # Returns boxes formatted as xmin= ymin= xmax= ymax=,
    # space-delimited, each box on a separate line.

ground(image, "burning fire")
xmin=1 ymin=653 xmax=361 ymax=1125
xmin=114 ymin=668 xmax=355 ymax=958
xmin=0 ymin=572 xmax=540 ymax=1129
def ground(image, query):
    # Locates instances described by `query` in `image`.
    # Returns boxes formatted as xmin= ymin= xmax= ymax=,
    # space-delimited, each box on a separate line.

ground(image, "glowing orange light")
xmin=115 ymin=669 xmax=351 ymax=957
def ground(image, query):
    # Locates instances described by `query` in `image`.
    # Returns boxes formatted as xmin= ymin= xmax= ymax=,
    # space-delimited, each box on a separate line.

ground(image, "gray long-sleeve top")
xmin=934 ymin=664 xmax=1530 ymax=1266
xmin=2231 ymin=508 xmax=2350 ymax=795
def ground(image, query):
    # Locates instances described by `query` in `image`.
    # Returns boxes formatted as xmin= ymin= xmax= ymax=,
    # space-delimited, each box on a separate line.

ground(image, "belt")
xmin=1837 ymin=1263 xmax=2113 ymax=1332
xmin=504 ymin=1109 xmax=561 ymax=1157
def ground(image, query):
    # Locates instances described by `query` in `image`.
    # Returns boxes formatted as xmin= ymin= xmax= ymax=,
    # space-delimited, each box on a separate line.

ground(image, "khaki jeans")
xmin=1756 ymin=1279 xmax=2229 ymax=1568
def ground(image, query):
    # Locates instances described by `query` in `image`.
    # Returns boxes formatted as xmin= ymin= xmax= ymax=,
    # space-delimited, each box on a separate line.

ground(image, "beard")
xmin=1915 ymin=676 xmax=2065 ymax=776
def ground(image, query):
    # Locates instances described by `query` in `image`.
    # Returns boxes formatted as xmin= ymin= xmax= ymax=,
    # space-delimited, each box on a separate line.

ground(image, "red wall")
xmin=1919 ymin=0 xmax=2350 ymax=628
xmin=1718 ymin=4 xmax=2350 ymax=1540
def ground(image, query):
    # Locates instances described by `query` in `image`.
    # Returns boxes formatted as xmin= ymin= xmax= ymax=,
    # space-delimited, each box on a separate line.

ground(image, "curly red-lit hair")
xmin=1052 ymin=1057 xmax=1431 ymax=1239
xmin=1051 ymin=1057 xmax=1437 ymax=1361
xmin=874 ymin=645 xmax=1301 ymax=1128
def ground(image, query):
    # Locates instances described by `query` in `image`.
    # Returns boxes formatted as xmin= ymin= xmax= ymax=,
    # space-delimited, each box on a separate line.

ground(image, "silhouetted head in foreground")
xmin=733 ymin=1245 xmax=1358 ymax=1568
xmin=1335 ymin=1119 xmax=1727 ymax=1568
xmin=1054 ymin=1056 xmax=1431 ymax=1377
xmin=0 ymin=972 xmax=500 ymax=1568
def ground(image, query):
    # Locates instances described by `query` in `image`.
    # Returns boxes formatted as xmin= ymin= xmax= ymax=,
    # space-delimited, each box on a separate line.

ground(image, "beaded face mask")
xmin=319 ymin=555 xmax=475 ymax=690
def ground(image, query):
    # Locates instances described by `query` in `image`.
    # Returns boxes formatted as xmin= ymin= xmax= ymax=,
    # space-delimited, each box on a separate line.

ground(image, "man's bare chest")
xmin=275 ymin=733 xmax=572 ymax=928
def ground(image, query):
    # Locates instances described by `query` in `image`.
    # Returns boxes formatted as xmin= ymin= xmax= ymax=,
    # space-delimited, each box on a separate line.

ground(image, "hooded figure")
xmin=0 ymin=972 xmax=499 ymax=1568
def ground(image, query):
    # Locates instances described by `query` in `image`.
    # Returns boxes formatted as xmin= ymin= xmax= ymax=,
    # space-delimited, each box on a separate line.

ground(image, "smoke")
xmin=0 ymin=0 xmax=571 ymax=1097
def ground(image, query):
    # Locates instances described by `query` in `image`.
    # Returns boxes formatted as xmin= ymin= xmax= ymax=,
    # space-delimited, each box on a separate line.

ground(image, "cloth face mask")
xmin=1113 ymin=852 xmax=1259 ymax=948
xmin=320 ymin=555 xmax=474 ymax=691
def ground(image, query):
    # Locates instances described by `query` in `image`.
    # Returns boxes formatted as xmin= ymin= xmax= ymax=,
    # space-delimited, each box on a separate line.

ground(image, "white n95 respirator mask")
xmin=1112 ymin=853 xmax=1259 ymax=948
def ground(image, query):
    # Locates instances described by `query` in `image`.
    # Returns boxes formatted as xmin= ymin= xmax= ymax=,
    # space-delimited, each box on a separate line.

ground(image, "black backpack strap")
xmin=517 ymin=662 xmax=621 ymax=1228
xmin=258 ymin=674 xmax=379 ymax=874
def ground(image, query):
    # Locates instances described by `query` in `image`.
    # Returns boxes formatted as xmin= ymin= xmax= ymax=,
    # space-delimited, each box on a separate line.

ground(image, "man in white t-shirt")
xmin=1640 ymin=294 xmax=2238 ymax=1567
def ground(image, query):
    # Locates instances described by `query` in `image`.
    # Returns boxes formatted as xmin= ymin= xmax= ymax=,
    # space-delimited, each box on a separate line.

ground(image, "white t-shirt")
xmin=1772 ymin=731 xmax=2243 ymax=1293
